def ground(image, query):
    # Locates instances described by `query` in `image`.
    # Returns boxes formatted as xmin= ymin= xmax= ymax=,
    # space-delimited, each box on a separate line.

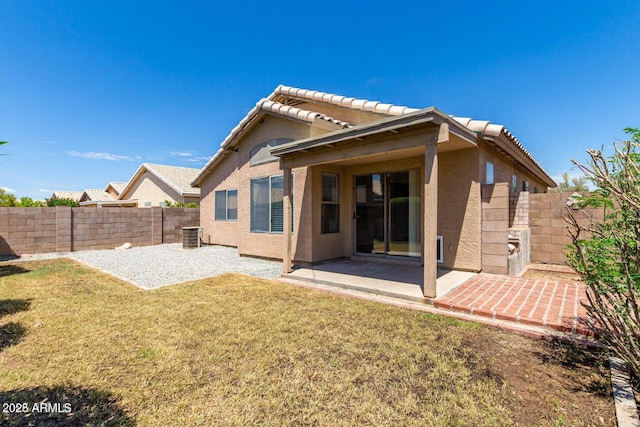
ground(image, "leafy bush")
xmin=565 ymin=127 xmax=640 ymax=384
xmin=164 ymin=200 xmax=199 ymax=208
xmin=0 ymin=188 xmax=18 ymax=206
xmin=45 ymin=196 xmax=80 ymax=207
xmin=18 ymin=197 xmax=46 ymax=207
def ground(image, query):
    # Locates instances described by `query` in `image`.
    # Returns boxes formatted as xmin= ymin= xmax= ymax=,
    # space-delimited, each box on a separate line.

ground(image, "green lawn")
xmin=0 ymin=259 xmax=614 ymax=426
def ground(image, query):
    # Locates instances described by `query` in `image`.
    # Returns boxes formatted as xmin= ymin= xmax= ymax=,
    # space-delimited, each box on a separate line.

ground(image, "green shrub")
xmin=566 ymin=127 xmax=640 ymax=385
xmin=45 ymin=196 xmax=80 ymax=207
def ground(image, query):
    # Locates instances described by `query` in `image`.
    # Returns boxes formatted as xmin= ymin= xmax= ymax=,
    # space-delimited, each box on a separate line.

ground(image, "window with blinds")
xmin=250 ymin=175 xmax=293 ymax=233
xmin=321 ymin=173 xmax=339 ymax=234
xmin=227 ymin=189 xmax=237 ymax=220
xmin=215 ymin=189 xmax=238 ymax=221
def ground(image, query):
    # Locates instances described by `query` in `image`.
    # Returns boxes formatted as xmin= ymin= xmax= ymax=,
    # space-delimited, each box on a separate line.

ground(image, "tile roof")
xmin=120 ymin=163 xmax=201 ymax=199
xmin=82 ymin=189 xmax=114 ymax=201
xmin=274 ymin=85 xmax=419 ymax=116
xmin=192 ymin=84 xmax=553 ymax=187
xmin=258 ymin=99 xmax=351 ymax=128
xmin=193 ymin=85 xmax=413 ymax=186
xmin=104 ymin=181 xmax=127 ymax=194
xmin=451 ymin=117 xmax=545 ymax=177
xmin=51 ymin=190 xmax=83 ymax=201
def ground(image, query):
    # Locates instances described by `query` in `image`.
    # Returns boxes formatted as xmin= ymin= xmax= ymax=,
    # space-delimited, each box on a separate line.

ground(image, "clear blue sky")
xmin=2 ymin=1 xmax=639 ymax=198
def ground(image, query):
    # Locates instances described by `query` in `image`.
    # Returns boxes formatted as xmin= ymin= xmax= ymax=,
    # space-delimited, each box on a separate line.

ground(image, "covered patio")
xmin=282 ymin=259 xmax=476 ymax=303
xmin=272 ymin=108 xmax=480 ymax=298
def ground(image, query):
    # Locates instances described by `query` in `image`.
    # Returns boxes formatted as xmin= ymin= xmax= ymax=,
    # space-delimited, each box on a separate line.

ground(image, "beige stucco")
xmin=437 ymin=148 xmax=482 ymax=271
xmin=196 ymin=87 xmax=555 ymax=299
xmin=200 ymin=115 xmax=490 ymax=272
xmin=199 ymin=114 xmax=314 ymax=260
xmin=121 ymin=172 xmax=197 ymax=208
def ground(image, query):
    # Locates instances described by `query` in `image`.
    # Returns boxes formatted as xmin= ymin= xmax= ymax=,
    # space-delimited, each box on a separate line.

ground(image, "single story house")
xmin=191 ymin=85 xmax=555 ymax=297
xmin=117 ymin=163 xmax=201 ymax=207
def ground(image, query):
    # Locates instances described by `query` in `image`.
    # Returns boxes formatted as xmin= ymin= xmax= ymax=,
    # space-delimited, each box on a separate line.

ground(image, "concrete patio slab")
xmin=283 ymin=259 xmax=476 ymax=303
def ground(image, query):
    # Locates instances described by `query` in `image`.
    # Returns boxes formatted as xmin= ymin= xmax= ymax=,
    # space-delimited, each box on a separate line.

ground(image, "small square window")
xmin=144 ymin=201 xmax=152 ymax=207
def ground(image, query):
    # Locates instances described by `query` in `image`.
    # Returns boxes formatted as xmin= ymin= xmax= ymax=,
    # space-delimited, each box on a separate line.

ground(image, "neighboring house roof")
xmin=79 ymin=199 xmax=138 ymax=207
xmin=51 ymin=190 xmax=83 ymax=201
xmin=80 ymin=189 xmax=114 ymax=202
xmin=104 ymin=181 xmax=128 ymax=195
xmin=192 ymin=84 xmax=555 ymax=187
xmin=119 ymin=163 xmax=201 ymax=200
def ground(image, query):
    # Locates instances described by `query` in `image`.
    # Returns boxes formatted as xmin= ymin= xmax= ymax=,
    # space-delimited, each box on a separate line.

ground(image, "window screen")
xmin=227 ymin=190 xmax=237 ymax=220
xmin=250 ymin=175 xmax=292 ymax=233
xmin=270 ymin=175 xmax=284 ymax=233
xmin=250 ymin=178 xmax=270 ymax=232
xmin=215 ymin=191 xmax=226 ymax=220
xmin=215 ymin=190 xmax=237 ymax=221
xmin=321 ymin=173 xmax=339 ymax=233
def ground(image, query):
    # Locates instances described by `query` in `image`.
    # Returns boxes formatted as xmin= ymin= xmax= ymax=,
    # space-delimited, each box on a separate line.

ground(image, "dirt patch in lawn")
xmin=0 ymin=259 xmax=616 ymax=426
xmin=462 ymin=332 xmax=612 ymax=426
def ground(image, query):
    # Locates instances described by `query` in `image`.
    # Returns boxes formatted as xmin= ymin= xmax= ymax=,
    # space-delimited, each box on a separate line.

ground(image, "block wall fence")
xmin=0 ymin=194 xmax=606 ymax=267
xmin=0 ymin=207 xmax=199 ymax=256
xmin=529 ymin=192 xmax=604 ymax=264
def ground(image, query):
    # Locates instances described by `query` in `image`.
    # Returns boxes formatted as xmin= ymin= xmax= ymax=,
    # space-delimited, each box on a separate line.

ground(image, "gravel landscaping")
xmin=0 ymin=243 xmax=283 ymax=289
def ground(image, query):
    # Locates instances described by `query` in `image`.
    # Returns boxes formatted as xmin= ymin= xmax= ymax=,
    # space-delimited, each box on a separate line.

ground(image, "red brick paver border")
xmin=434 ymin=273 xmax=591 ymax=335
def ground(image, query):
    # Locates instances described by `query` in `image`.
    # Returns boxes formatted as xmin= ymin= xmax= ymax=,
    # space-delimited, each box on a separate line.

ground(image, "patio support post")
xmin=283 ymin=166 xmax=292 ymax=273
xmin=423 ymin=138 xmax=438 ymax=298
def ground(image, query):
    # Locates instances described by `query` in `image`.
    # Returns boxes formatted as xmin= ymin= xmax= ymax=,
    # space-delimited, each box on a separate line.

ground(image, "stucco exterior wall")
xmin=199 ymin=152 xmax=240 ymax=247
xmin=438 ymin=148 xmax=482 ymax=271
xmin=306 ymin=148 xmax=482 ymax=271
xmin=123 ymin=172 xmax=183 ymax=207
xmin=308 ymin=165 xmax=346 ymax=262
xmin=199 ymin=114 xmax=313 ymax=261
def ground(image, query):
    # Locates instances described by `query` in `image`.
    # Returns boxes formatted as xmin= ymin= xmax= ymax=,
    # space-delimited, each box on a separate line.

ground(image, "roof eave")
xmin=271 ymin=107 xmax=477 ymax=157
xmin=482 ymin=134 xmax=556 ymax=188
xmin=191 ymin=109 xmax=262 ymax=187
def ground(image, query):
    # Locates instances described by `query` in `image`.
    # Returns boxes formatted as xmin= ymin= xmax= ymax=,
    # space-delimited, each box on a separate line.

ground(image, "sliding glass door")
xmin=354 ymin=170 xmax=421 ymax=258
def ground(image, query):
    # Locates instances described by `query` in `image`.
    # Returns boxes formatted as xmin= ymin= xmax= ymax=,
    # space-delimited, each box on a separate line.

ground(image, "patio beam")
xmin=281 ymin=130 xmax=437 ymax=169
